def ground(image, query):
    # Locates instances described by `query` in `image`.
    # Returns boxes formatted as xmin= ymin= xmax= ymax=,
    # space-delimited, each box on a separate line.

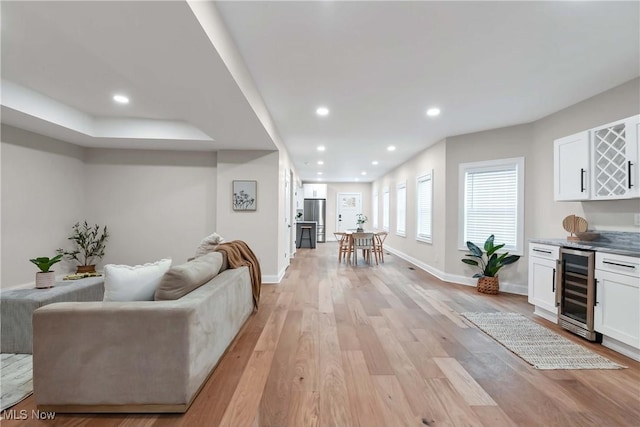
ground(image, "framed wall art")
xmin=232 ymin=180 xmax=257 ymax=211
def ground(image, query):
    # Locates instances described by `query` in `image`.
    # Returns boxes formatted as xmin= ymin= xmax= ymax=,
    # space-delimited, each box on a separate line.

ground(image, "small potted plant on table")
xmin=58 ymin=221 xmax=109 ymax=274
xmin=356 ymin=213 xmax=368 ymax=232
xmin=30 ymin=254 xmax=63 ymax=289
xmin=460 ymin=234 xmax=520 ymax=294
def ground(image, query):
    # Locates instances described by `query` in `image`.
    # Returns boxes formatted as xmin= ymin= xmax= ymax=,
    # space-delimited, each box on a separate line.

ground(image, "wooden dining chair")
xmin=373 ymin=231 xmax=388 ymax=263
xmin=351 ymin=232 xmax=377 ymax=265
xmin=334 ymin=232 xmax=352 ymax=263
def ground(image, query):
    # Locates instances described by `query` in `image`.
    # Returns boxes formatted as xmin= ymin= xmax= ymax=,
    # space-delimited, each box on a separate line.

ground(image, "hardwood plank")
xmin=424 ymin=378 xmax=484 ymax=427
xmin=372 ymin=375 xmax=422 ymax=427
xmin=341 ymin=351 xmax=386 ymax=427
xmin=432 ymin=357 xmax=497 ymax=406
xmin=218 ymin=350 xmax=274 ymax=427
xmin=259 ymin=310 xmax=303 ymax=427
xmin=254 ymin=292 xmax=294 ymax=351
xmin=318 ymin=324 xmax=353 ymax=427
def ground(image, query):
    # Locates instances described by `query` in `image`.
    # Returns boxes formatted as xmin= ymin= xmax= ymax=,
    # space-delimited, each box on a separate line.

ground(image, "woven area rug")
xmin=461 ymin=312 xmax=626 ymax=370
xmin=1 ymin=354 xmax=33 ymax=410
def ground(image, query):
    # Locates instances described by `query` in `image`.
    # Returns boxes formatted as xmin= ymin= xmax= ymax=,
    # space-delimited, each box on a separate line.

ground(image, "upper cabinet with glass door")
xmin=554 ymin=114 xmax=639 ymax=201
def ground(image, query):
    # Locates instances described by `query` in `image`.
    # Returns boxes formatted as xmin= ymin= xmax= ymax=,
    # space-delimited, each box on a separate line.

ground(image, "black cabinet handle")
xmin=552 ymin=268 xmax=556 ymax=293
xmin=603 ymin=260 xmax=636 ymax=269
xmin=533 ymin=248 xmax=552 ymax=254
xmin=629 ymin=161 xmax=634 ymax=189
xmin=580 ymin=168 xmax=586 ymax=192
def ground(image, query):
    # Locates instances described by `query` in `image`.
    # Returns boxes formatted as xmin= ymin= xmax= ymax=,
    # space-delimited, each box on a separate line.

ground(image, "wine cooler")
xmin=555 ymin=248 xmax=601 ymax=342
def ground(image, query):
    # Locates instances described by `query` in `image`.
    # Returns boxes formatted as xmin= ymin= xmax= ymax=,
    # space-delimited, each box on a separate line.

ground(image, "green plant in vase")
xmin=30 ymin=254 xmax=63 ymax=289
xmin=58 ymin=221 xmax=109 ymax=274
xmin=356 ymin=213 xmax=368 ymax=232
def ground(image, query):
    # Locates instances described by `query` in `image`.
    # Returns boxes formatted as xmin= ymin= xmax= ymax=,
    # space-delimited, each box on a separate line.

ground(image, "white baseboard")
xmin=533 ymin=306 xmax=558 ymax=323
xmin=383 ymin=245 xmax=527 ymax=296
xmin=262 ymin=265 xmax=287 ymax=284
xmin=602 ymin=336 xmax=640 ymax=362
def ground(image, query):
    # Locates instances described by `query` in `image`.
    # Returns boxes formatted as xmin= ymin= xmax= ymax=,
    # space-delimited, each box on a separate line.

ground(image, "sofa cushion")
xmin=155 ymin=252 xmax=224 ymax=301
xmin=103 ymin=259 xmax=172 ymax=302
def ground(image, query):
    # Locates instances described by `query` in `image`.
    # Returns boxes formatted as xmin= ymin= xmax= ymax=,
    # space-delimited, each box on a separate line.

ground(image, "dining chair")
xmin=351 ymin=232 xmax=377 ymax=265
xmin=334 ymin=232 xmax=352 ymax=263
xmin=373 ymin=231 xmax=388 ymax=263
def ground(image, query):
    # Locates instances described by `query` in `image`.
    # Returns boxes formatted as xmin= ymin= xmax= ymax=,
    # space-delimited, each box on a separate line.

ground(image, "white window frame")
xmin=372 ymin=191 xmax=379 ymax=228
xmin=458 ymin=157 xmax=525 ymax=255
xmin=396 ymin=181 xmax=407 ymax=237
xmin=416 ymin=171 xmax=433 ymax=243
xmin=382 ymin=186 xmax=390 ymax=231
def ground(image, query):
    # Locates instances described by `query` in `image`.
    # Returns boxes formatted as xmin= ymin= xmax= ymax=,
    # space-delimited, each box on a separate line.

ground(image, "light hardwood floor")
xmin=4 ymin=243 xmax=640 ymax=426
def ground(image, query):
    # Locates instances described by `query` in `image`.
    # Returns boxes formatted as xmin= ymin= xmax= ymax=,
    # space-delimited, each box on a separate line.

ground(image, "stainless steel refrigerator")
xmin=303 ymin=198 xmax=326 ymax=243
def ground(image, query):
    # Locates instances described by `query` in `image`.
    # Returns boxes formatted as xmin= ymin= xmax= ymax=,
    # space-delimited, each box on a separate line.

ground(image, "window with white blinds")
xmin=372 ymin=192 xmax=379 ymax=228
xmin=396 ymin=182 xmax=407 ymax=236
xmin=416 ymin=172 xmax=433 ymax=243
xmin=382 ymin=187 xmax=390 ymax=230
xmin=459 ymin=157 xmax=524 ymax=254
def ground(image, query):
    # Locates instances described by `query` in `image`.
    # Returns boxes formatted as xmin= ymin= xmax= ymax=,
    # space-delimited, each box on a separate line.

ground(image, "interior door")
xmin=336 ymin=192 xmax=362 ymax=232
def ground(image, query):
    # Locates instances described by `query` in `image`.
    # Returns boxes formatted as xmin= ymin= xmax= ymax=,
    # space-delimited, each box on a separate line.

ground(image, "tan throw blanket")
xmin=215 ymin=240 xmax=261 ymax=310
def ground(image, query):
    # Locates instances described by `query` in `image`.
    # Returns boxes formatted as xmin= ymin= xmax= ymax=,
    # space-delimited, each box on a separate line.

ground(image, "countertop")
xmin=529 ymin=238 xmax=640 ymax=257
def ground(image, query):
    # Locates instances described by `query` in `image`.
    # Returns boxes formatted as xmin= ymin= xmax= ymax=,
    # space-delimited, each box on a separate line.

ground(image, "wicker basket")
xmin=477 ymin=276 xmax=499 ymax=295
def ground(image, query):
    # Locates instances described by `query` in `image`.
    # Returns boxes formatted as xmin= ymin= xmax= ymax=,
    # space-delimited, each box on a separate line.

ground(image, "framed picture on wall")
xmin=232 ymin=180 xmax=257 ymax=211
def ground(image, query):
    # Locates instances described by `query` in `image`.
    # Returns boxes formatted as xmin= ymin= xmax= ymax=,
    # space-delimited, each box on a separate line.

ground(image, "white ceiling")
xmin=2 ymin=1 xmax=639 ymax=182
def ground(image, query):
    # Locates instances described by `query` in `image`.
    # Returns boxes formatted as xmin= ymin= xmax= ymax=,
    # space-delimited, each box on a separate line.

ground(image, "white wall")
xmin=444 ymin=124 xmax=533 ymax=289
xmin=372 ymin=140 xmax=447 ymax=273
xmin=324 ymin=182 xmax=372 ymax=240
xmin=84 ymin=149 xmax=217 ymax=268
xmin=216 ymin=150 xmax=281 ymax=281
xmin=1 ymin=125 xmax=85 ymax=288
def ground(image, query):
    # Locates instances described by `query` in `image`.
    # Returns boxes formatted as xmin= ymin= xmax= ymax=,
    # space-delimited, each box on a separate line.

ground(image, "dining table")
xmin=337 ymin=230 xmax=387 ymax=265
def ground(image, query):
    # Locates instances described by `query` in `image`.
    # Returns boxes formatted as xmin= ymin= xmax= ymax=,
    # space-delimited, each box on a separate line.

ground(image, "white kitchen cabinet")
xmin=554 ymin=131 xmax=590 ymax=201
xmin=528 ymin=243 xmax=559 ymax=322
xmin=554 ymin=114 xmax=640 ymax=201
xmin=594 ymin=252 xmax=640 ymax=359
xmin=591 ymin=115 xmax=639 ymax=200
xmin=303 ymin=183 xmax=327 ymax=199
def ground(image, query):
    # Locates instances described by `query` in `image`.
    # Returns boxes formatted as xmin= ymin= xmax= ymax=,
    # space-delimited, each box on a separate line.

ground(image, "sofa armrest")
xmin=33 ymin=302 xmax=191 ymax=408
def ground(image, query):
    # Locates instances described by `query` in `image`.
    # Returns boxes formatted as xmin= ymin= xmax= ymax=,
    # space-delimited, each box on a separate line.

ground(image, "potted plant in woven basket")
xmin=460 ymin=235 xmax=520 ymax=295
xmin=58 ymin=221 xmax=109 ymax=274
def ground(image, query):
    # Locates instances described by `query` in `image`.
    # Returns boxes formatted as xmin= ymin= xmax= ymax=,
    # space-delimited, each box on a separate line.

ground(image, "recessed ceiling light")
xmin=361 ymin=171 xmax=367 ymax=176
xmin=317 ymin=172 xmax=323 ymax=175
xmin=372 ymin=161 xmax=379 ymax=165
xmin=317 ymin=160 xmax=324 ymax=165
xmin=317 ymin=145 xmax=326 ymax=152
xmin=316 ymin=106 xmax=329 ymax=116
xmin=426 ymin=107 xmax=441 ymax=117
xmin=317 ymin=178 xmax=322 ymax=181
xmin=113 ymin=94 xmax=130 ymax=104
xmin=355 ymin=178 xmax=360 ymax=181
xmin=387 ymin=145 xmax=396 ymax=151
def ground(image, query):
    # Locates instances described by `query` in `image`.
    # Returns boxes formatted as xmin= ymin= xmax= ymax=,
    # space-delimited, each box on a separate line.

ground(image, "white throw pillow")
xmin=103 ymin=259 xmax=172 ymax=302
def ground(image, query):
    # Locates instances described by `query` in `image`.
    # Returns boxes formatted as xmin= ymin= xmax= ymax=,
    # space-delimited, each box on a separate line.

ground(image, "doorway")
xmin=336 ymin=192 xmax=362 ymax=232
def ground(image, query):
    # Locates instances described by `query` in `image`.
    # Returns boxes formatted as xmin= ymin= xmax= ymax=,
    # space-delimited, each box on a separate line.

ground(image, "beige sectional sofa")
xmin=32 ymin=263 xmax=253 ymax=413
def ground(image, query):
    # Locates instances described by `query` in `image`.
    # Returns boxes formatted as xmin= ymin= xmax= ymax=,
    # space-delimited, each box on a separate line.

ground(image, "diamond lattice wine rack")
xmin=593 ymin=123 xmax=627 ymax=197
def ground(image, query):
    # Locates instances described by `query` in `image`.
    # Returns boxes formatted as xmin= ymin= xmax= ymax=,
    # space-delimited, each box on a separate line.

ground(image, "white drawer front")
xmin=529 ymin=243 xmax=559 ymax=260
xmin=596 ymin=252 xmax=640 ymax=278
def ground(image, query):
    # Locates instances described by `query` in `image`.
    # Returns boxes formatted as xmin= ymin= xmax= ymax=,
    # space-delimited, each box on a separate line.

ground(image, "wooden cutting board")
xmin=562 ymin=215 xmax=588 ymax=241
